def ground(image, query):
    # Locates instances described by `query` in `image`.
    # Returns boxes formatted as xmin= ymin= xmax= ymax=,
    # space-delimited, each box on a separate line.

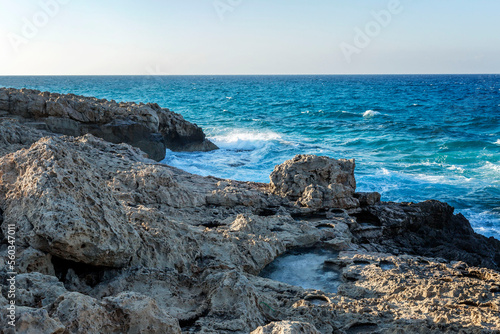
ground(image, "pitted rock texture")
xmin=270 ymin=155 xmax=360 ymax=209
xmin=0 ymin=122 xmax=499 ymax=333
xmin=0 ymin=87 xmax=218 ymax=161
xmin=0 ymin=119 xmax=48 ymax=157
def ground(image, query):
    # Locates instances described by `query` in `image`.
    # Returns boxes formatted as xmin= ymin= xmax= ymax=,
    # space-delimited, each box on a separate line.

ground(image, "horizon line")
xmin=1 ymin=73 xmax=499 ymax=77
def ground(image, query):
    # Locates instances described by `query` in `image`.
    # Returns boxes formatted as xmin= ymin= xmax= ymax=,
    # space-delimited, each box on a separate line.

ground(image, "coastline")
xmin=0 ymin=90 xmax=499 ymax=333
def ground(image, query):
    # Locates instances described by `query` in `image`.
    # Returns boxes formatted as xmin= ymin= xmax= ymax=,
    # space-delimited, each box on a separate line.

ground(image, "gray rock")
xmin=11 ymin=307 xmax=65 ymax=334
xmin=354 ymin=192 xmax=381 ymax=206
xmin=103 ymin=292 xmax=181 ymax=334
xmin=0 ymin=87 xmax=218 ymax=161
xmin=270 ymin=154 xmax=359 ymax=209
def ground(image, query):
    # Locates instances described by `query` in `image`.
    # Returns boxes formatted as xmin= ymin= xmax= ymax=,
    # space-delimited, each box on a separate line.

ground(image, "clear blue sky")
xmin=1 ymin=0 xmax=499 ymax=75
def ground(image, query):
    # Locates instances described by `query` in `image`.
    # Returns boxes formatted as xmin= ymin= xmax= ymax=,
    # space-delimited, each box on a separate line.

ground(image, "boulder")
xmin=0 ymin=136 xmax=144 ymax=267
xmin=270 ymin=155 xmax=359 ymax=209
xmin=51 ymin=292 xmax=116 ymax=333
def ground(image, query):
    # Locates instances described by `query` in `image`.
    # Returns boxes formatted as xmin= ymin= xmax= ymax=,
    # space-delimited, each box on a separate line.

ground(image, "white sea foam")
xmin=494 ymin=139 xmax=500 ymax=145
xmin=209 ymin=130 xmax=281 ymax=151
xmin=162 ymin=129 xmax=284 ymax=182
xmin=363 ymin=110 xmax=380 ymax=118
xmin=478 ymin=161 xmax=500 ymax=180
xmin=411 ymin=173 xmax=472 ymax=185
xmin=400 ymin=161 xmax=465 ymax=173
xmin=459 ymin=209 xmax=500 ymax=239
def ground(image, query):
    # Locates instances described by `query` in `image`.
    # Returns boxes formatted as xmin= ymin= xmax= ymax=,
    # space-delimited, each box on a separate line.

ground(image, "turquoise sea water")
xmin=1 ymin=75 xmax=499 ymax=239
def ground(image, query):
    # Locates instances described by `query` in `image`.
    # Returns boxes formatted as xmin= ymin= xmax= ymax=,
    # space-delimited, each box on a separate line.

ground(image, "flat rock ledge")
xmin=0 ymin=121 xmax=499 ymax=334
xmin=0 ymin=87 xmax=218 ymax=161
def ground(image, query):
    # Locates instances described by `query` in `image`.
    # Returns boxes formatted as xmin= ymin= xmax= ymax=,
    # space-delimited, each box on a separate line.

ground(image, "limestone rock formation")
xmin=270 ymin=154 xmax=363 ymax=209
xmin=0 ymin=87 xmax=218 ymax=161
xmin=0 ymin=119 xmax=48 ymax=157
xmin=0 ymin=119 xmax=499 ymax=333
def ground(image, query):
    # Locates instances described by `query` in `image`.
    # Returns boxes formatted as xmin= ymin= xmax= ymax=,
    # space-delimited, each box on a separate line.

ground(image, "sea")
xmin=1 ymin=75 xmax=499 ymax=239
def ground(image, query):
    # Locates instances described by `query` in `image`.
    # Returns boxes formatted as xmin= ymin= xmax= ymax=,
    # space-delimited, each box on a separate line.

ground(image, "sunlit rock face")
xmin=270 ymin=154 xmax=360 ymax=209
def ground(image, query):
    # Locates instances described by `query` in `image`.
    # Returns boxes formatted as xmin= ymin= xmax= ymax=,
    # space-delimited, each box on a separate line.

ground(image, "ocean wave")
xmin=209 ymin=130 xmax=282 ymax=151
xmin=411 ymin=173 xmax=472 ymax=185
xmin=459 ymin=209 xmax=500 ymax=239
xmin=399 ymin=161 xmax=465 ymax=173
xmin=478 ymin=162 xmax=500 ymax=180
xmin=494 ymin=139 xmax=500 ymax=145
xmin=363 ymin=110 xmax=380 ymax=118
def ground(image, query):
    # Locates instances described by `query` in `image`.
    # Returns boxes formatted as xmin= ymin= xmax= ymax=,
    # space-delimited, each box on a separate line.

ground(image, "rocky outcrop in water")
xmin=0 ymin=119 xmax=499 ymax=333
xmin=0 ymin=87 xmax=218 ymax=161
xmin=270 ymin=155 xmax=359 ymax=209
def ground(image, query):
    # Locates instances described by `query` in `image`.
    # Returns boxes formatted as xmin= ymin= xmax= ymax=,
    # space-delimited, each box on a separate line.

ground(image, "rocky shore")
xmin=0 ymin=92 xmax=499 ymax=333
xmin=0 ymin=88 xmax=218 ymax=161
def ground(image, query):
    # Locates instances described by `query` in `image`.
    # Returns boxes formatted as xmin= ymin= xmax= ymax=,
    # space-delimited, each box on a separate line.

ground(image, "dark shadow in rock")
xmin=292 ymin=211 xmax=328 ymax=222
xmin=351 ymin=210 xmax=381 ymax=226
xmin=200 ymin=221 xmax=224 ymax=229
xmin=463 ymin=270 xmax=490 ymax=281
xmin=346 ymin=323 xmax=379 ymax=334
xmin=52 ymin=256 xmax=115 ymax=288
xmin=259 ymin=247 xmax=341 ymax=293
xmin=329 ymin=209 xmax=346 ymax=215
xmin=257 ymin=208 xmax=277 ymax=217
xmin=490 ymin=286 xmax=500 ymax=293
xmin=178 ymin=306 xmax=210 ymax=330
xmin=305 ymin=295 xmax=330 ymax=306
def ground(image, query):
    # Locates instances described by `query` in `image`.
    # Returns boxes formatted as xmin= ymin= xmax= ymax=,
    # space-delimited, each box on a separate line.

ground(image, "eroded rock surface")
xmin=0 ymin=120 xmax=499 ymax=334
xmin=270 ymin=155 xmax=362 ymax=209
xmin=0 ymin=87 xmax=217 ymax=161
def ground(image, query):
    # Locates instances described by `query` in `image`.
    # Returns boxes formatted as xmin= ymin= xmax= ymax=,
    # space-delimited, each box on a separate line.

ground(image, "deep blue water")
xmin=1 ymin=75 xmax=499 ymax=238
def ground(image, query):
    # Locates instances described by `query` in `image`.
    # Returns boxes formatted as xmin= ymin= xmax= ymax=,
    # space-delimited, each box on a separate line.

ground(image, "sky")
xmin=0 ymin=0 xmax=499 ymax=75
